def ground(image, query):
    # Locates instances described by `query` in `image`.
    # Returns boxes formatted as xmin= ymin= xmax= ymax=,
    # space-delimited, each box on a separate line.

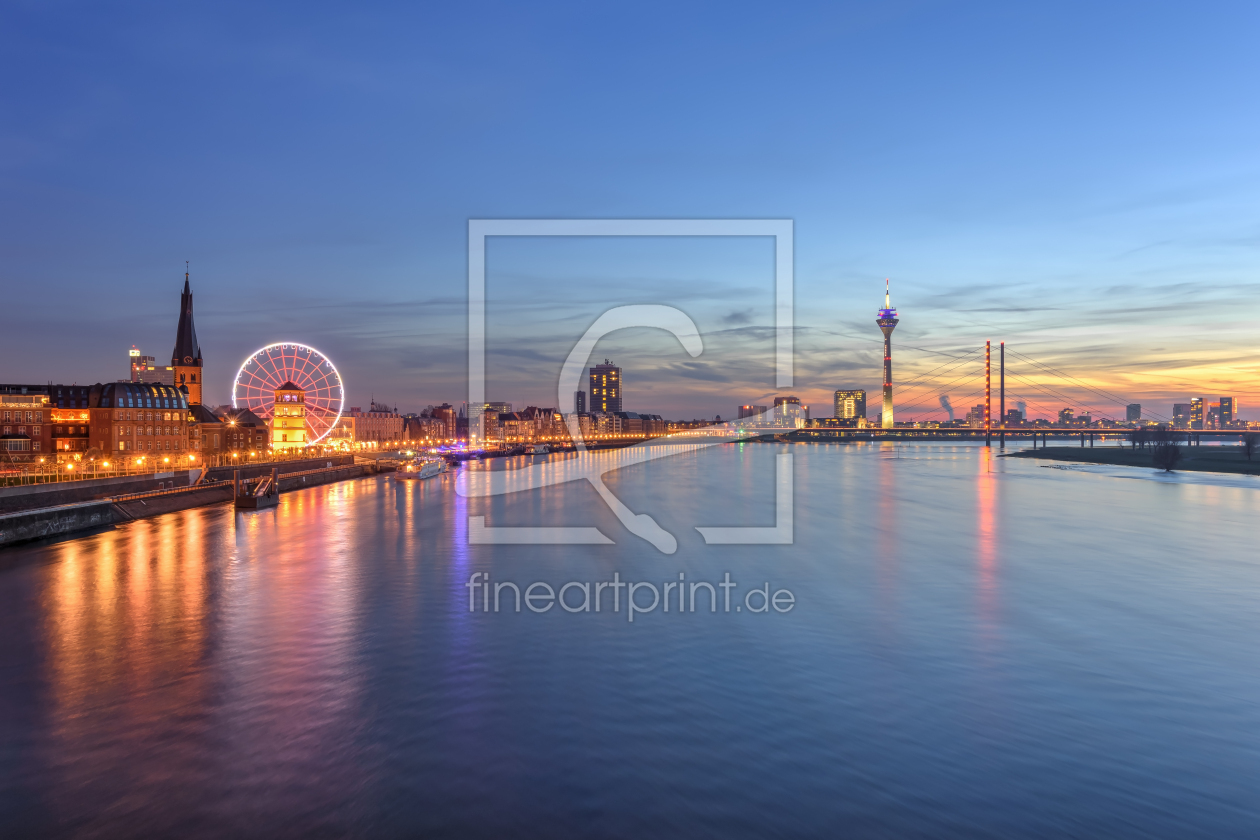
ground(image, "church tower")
xmin=172 ymin=269 xmax=204 ymax=405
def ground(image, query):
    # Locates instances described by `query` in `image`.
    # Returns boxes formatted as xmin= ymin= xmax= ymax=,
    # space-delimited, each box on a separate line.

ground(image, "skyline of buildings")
xmin=3 ymin=270 xmax=1254 ymax=453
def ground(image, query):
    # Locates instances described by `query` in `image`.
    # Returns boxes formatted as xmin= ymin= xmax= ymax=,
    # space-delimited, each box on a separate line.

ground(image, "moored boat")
xmin=394 ymin=458 xmax=447 ymax=480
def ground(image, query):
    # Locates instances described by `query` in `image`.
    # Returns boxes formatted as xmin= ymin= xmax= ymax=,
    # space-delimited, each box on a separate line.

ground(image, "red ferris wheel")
xmin=231 ymin=342 xmax=345 ymax=444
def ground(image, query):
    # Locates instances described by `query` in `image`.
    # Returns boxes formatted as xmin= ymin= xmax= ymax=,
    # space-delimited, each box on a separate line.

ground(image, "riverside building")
xmin=834 ymin=390 xmax=867 ymax=422
xmin=272 ymin=381 xmax=308 ymax=451
xmin=589 ymin=360 xmax=622 ymax=413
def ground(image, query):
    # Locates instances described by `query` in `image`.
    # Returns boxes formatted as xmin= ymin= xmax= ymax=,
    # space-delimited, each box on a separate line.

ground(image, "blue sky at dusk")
xmin=2 ymin=2 xmax=1258 ymax=419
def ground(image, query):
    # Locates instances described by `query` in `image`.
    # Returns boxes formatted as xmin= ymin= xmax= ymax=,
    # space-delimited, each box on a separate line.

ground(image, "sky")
xmin=2 ymin=1 xmax=1258 ymax=421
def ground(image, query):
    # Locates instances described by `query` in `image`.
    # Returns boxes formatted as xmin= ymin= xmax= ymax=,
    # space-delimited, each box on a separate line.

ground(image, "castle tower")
xmin=171 ymin=270 xmax=204 ymax=405
xmin=272 ymin=381 xmax=307 ymax=451
xmin=876 ymin=279 xmax=899 ymax=428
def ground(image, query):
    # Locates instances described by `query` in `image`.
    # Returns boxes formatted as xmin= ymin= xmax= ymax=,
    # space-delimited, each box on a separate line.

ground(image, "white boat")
xmin=394 ymin=458 xmax=447 ymax=480
xmin=528 ymin=444 xmax=549 ymax=455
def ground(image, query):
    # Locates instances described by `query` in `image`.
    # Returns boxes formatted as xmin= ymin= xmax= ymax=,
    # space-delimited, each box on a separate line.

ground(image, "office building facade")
xmin=1220 ymin=396 xmax=1237 ymax=427
xmin=738 ymin=404 xmax=769 ymax=420
xmin=834 ymin=390 xmax=867 ymax=421
xmin=589 ymin=360 xmax=622 ymax=413
xmin=129 ymin=347 xmax=175 ymax=385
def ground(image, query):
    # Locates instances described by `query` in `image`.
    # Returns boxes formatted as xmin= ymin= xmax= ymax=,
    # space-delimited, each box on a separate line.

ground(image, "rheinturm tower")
xmin=876 ymin=278 xmax=899 ymax=428
xmin=171 ymin=270 xmax=204 ymax=405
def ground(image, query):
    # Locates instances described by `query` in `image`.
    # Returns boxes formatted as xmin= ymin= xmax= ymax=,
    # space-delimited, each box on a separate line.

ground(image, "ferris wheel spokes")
xmin=231 ymin=342 xmax=345 ymax=446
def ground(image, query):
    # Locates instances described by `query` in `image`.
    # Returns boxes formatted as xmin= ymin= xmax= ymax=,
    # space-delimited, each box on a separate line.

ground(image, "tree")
xmin=1150 ymin=426 xmax=1181 ymax=472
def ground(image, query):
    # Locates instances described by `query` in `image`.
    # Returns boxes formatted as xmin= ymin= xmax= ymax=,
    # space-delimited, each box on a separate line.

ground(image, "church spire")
xmin=172 ymin=268 xmax=201 ymax=366
xmin=172 ymin=267 xmax=204 ymax=405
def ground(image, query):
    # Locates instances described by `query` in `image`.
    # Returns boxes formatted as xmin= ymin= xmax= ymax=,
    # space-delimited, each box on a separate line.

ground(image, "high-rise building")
xmin=738 ymin=404 xmax=768 ymax=420
xmin=1058 ymin=408 xmax=1075 ymax=425
xmin=128 ymin=346 xmax=175 ymax=385
xmin=574 ymin=390 xmax=586 ymax=413
xmin=834 ymin=390 xmax=867 ymax=421
xmin=1173 ymin=403 xmax=1192 ymax=429
xmin=1190 ymin=397 xmax=1205 ymax=431
xmin=1126 ymin=404 xmax=1141 ymax=422
xmin=171 ymin=271 xmax=204 ymax=405
xmin=876 ymin=279 xmax=898 ymax=428
xmin=773 ymin=396 xmax=803 ymax=427
xmin=272 ymin=381 xmax=307 ymax=451
xmin=589 ymin=360 xmax=622 ymax=413
xmin=1220 ymin=396 xmax=1238 ymax=427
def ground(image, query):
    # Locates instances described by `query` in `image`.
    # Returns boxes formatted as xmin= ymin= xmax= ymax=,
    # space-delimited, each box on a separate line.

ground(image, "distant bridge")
xmin=784 ymin=427 xmax=1255 ymax=449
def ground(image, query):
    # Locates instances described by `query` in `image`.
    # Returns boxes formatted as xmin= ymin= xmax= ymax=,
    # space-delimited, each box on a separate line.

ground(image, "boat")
xmin=394 ymin=458 xmax=447 ymax=480
xmin=528 ymin=444 xmax=549 ymax=455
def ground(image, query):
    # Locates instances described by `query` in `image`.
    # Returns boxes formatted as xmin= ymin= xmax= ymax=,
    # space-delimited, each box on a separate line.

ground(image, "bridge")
xmin=779 ymin=339 xmax=1250 ymax=448
xmin=784 ymin=426 xmax=1255 ymax=449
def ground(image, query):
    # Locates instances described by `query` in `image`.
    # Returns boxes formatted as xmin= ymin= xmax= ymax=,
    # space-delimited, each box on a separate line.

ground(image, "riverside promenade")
xmin=0 ymin=455 xmax=387 ymax=548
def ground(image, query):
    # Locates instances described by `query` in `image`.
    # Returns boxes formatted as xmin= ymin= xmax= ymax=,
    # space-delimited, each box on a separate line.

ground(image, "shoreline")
xmin=1003 ymin=446 xmax=1260 ymax=476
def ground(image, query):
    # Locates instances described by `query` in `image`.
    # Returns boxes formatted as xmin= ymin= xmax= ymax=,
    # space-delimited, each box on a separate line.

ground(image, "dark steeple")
xmin=172 ymin=269 xmax=202 ymax=367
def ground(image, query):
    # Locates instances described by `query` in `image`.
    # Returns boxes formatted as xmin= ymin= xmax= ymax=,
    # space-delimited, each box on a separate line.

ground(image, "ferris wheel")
xmin=232 ymin=342 xmax=345 ymax=445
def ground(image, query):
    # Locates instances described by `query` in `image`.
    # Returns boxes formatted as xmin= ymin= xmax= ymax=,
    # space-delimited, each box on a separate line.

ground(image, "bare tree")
xmin=1150 ymin=426 xmax=1181 ymax=472
xmin=1244 ymin=434 xmax=1257 ymax=462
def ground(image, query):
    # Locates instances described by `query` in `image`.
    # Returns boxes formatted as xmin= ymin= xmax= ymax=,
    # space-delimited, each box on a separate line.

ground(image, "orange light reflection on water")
xmin=976 ymin=446 xmax=1000 ymax=640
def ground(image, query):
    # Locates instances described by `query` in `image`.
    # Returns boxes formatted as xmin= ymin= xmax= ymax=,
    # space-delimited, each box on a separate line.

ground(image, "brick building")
xmin=0 ymin=384 xmax=52 ymax=458
xmin=86 ymin=382 xmax=193 ymax=465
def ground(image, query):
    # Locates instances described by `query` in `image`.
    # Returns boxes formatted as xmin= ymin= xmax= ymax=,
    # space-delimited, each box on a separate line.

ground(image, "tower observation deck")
xmin=876 ymin=279 xmax=899 ymax=428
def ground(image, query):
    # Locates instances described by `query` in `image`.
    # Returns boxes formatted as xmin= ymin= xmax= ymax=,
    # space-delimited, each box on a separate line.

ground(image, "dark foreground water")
xmin=1 ymin=443 xmax=1258 ymax=839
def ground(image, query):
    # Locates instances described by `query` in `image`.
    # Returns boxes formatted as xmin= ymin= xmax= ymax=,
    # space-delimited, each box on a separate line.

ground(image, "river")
xmin=1 ymin=443 xmax=1258 ymax=838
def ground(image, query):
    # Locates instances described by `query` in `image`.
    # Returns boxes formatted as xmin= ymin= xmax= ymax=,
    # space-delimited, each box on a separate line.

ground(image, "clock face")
xmin=184 ymin=356 xmax=193 ymax=364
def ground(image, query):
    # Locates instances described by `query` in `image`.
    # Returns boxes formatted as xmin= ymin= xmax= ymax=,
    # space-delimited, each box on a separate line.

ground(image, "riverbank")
xmin=1004 ymin=445 xmax=1260 ymax=475
xmin=0 ymin=460 xmax=379 ymax=548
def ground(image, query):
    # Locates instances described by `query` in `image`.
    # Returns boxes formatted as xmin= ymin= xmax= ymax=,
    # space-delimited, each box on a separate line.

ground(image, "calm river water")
xmin=1 ymin=443 xmax=1258 ymax=838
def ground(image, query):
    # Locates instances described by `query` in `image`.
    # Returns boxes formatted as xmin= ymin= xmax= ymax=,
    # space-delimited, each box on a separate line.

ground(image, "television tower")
xmin=876 ymin=278 xmax=899 ymax=428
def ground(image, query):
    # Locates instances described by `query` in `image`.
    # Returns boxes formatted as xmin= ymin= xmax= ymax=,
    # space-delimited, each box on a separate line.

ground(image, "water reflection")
xmin=976 ymin=446 xmax=998 ymax=619
xmin=3 ymin=447 xmax=1260 ymax=837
